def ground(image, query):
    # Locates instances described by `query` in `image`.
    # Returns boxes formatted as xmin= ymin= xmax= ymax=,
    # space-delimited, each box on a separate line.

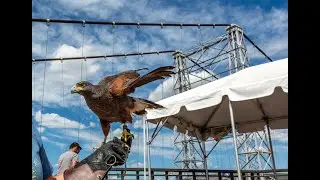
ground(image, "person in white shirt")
xmin=56 ymin=142 xmax=82 ymax=175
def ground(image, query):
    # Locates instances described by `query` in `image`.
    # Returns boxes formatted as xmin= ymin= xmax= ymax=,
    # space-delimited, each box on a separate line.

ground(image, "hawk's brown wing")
xmin=109 ymin=66 xmax=175 ymax=96
xmin=108 ymin=70 xmax=141 ymax=96
xmin=97 ymin=74 xmax=118 ymax=86
xmin=95 ymin=70 xmax=142 ymax=97
xmin=96 ymin=66 xmax=174 ymax=97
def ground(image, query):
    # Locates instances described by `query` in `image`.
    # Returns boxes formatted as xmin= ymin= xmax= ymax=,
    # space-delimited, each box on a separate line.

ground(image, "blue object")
xmin=32 ymin=119 xmax=53 ymax=179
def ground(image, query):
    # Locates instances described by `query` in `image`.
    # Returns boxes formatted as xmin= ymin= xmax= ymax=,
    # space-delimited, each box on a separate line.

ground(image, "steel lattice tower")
xmin=173 ymin=51 xmax=202 ymax=170
xmin=172 ymin=24 xmax=275 ymax=173
xmin=226 ymin=24 xmax=250 ymax=74
xmin=226 ymin=24 xmax=274 ymax=172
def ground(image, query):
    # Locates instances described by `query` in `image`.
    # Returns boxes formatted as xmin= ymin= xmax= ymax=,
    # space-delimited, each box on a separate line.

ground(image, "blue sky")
xmin=32 ymin=0 xmax=288 ymax=174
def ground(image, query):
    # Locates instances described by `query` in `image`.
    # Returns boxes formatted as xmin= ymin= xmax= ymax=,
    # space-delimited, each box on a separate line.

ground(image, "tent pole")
xmin=266 ymin=119 xmax=278 ymax=180
xmin=147 ymin=121 xmax=152 ymax=180
xmin=202 ymin=141 xmax=209 ymax=180
xmin=228 ymin=100 xmax=242 ymax=179
xmin=143 ymin=118 xmax=147 ymax=180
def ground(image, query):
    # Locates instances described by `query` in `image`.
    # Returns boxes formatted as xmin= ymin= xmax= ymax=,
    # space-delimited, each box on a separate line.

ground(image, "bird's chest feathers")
xmin=83 ymin=95 xmax=132 ymax=118
xmin=85 ymin=97 xmax=114 ymax=114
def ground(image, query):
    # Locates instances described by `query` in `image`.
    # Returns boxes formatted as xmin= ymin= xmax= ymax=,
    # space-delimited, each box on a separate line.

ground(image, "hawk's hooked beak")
xmin=71 ymin=85 xmax=82 ymax=94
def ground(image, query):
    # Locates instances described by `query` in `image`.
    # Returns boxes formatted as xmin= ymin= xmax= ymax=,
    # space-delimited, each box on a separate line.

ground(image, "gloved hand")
xmin=79 ymin=137 xmax=129 ymax=170
xmin=63 ymin=137 xmax=129 ymax=180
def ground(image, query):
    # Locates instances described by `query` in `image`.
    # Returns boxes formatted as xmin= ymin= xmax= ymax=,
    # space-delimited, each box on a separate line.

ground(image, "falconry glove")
xmin=64 ymin=137 xmax=129 ymax=180
xmin=78 ymin=137 xmax=128 ymax=170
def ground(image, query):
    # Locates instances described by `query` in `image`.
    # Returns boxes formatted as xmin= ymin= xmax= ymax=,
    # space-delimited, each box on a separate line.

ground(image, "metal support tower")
xmin=226 ymin=24 xmax=263 ymax=171
xmin=226 ymin=24 xmax=249 ymax=74
xmin=173 ymin=51 xmax=192 ymax=94
xmin=170 ymin=24 xmax=277 ymax=179
xmin=173 ymin=51 xmax=203 ymax=171
xmin=226 ymin=25 xmax=277 ymax=179
xmin=236 ymin=130 xmax=273 ymax=171
xmin=173 ymin=133 xmax=203 ymax=169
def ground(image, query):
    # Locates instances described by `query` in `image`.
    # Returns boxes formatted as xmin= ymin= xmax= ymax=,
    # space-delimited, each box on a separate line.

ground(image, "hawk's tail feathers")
xmin=132 ymin=98 xmax=164 ymax=115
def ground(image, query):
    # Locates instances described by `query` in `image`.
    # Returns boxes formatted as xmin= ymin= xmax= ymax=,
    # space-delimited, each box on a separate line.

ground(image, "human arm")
xmin=70 ymin=155 xmax=79 ymax=169
xmin=49 ymin=137 xmax=129 ymax=180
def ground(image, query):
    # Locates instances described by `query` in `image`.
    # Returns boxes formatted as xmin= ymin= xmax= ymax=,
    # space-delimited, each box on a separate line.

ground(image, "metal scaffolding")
xmin=173 ymin=133 xmax=203 ymax=169
xmin=173 ymin=51 xmax=203 ymax=172
xmin=226 ymin=24 xmax=249 ymax=74
xmin=171 ymin=24 xmax=278 ymax=180
xmin=237 ymin=130 xmax=273 ymax=171
xmin=172 ymin=34 xmax=228 ymax=92
xmin=173 ymin=51 xmax=192 ymax=94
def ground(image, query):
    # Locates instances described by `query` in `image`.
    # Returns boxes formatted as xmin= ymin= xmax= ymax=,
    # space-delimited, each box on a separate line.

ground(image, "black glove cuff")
xmin=76 ymin=137 xmax=129 ymax=172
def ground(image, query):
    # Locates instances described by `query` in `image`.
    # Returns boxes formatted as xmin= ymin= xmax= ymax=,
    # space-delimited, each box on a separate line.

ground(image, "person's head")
xmin=69 ymin=142 xmax=82 ymax=154
xmin=123 ymin=124 xmax=128 ymax=129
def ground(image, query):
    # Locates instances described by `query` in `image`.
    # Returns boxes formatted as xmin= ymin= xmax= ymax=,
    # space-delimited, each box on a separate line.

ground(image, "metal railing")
xmin=106 ymin=168 xmax=288 ymax=180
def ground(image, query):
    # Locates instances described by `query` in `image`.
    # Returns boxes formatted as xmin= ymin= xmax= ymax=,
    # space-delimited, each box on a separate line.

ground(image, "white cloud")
xmin=62 ymin=129 xmax=103 ymax=147
xmin=35 ymin=111 xmax=86 ymax=129
xmin=32 ymin=43 xmax=105 ymax=108
xmin=270 ymin=129 xmax=288 ymax=143
xmin=41 ymin=136 xmax=48 ymax=141
xmin=46 ymin=132 xmax=66 ymax=140
xmin=89 ymin=122 xmax=96 ymax=127
xmin=56 ymin=0 xmax=126 ymax=18
xmin=42 ymin=136 xmax=67 ymax=150
xmin=49 ymin=126 xmax=125 ymax=151
xmin=110 ymin=128 xmax=122 ymax=139
xmin=37 ymin=127 xmax=45 ymax=133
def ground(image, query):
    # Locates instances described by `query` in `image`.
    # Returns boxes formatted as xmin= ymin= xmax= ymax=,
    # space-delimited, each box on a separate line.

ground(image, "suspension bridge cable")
xmin=162 ymin=132 xmax=164 ymax=168
xmin=198 ymin=24 xmax=203 ymax=45
xmin=61 ymin=61 xmax=66 ymax=134
xmin=39 ymin=21 xmax=50 ymax=135
xmin=243 ymin=33 xmax=273 ymax=62
xmin=32 ymin=50 xmax=176 ymax=62
xmin=161 ymin=56 xmax=164 ymax=99
xmin=81 ymin=23 xmax=86 ymax=81
xmin=108 ymin=24 xmax=117 ymax=140
xmin=33 ymin=62 xmax=36 ymax=102
xmin=137 ymin=24 xmax=141 ymax=64
xmin=180 ymin=25 xmax=183 ymax=51
xmin=60 ymin=61 xmax=65 ymax=152
xmin=160 ymin=26 xmax=165 ymax=100
xmin=112 ymin=23 xmax=115 ymax=75
xmin=78 ymin=24 xmax=86 ymax=143
xmin=32 ymin=18 xmax=231 ymax=27
xmin=137 ymin=131 xmax=140 ymax=167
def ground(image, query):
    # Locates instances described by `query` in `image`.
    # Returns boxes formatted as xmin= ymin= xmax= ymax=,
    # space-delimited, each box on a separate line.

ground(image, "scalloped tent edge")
xmin=144 ymin=58 xmax=288 ymax=141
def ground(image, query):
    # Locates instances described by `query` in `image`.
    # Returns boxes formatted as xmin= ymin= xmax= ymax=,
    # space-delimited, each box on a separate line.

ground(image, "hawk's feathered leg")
xmin=100 ymin=120 xmax=110 ymax=144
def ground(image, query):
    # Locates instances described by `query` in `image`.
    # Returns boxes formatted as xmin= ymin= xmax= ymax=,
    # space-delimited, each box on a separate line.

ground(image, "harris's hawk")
xmin=70 ymin=66 xmax=174 ymax=143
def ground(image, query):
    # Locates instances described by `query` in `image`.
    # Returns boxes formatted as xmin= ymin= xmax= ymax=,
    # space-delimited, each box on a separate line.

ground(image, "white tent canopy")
xmin=145 ymin=58 xmax=288 ymax=141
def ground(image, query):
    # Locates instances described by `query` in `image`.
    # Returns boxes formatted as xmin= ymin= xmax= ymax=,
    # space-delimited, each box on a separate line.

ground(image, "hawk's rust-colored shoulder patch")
xmin=109 ymin=72 xmax=140 ymax=96
xmin=109 ymin=76 xmax=125 ymax=96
